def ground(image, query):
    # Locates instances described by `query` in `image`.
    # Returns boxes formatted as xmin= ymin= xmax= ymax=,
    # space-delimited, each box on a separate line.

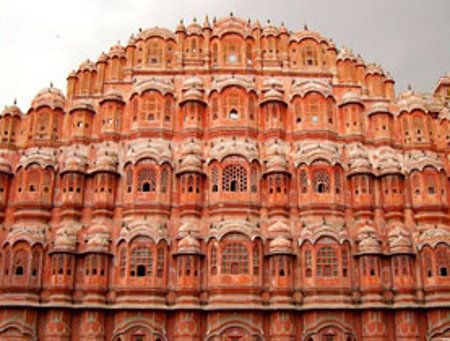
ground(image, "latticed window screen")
xmin=211 ymin=245 xmax=217 ymax=275
xmin=160 ymin=168 xmax=168 ymax=193
xmin=211 ymin=166 xmax=219 ymax=192
xmin=27 ymin=169 xmax=40 ymax=192
xmin=313 ymin=169 xmax=330 ymax=193
xmin=436 ymin=246 xmax=449 ymax=276
xmin=305 ymin=249 xmax=312 ymax=277
xmin=130 ymin=246 xmax=152 ymax=277
xmin=119 ymin=247 xmax=127 ymax=277
xmin=342 ymin=248 xmax=348 ymax=277
xmin=222 ymin=243 xmax=248 ymax=274
xmin=250 ymin=165 xmax=258 ymax=193
xmin=212 ymin=97 xmax=219 ymax=120
xmin=147 ymin=42 xmax=162 ymax=64
xmin=295 ymin=101 xmax=302 ymax=124
xmin=317 ymin=246 xmax=338 ymax=277
xmin=157 ymin=247 xmax=164 ymax=277
xmin=225 ymin=93 xmax=243 ymax=119
xmin=253 ymin=244 xmax=260 ymax=275
xmin=126 ymin=168 xmax=133 ymax=193
xmin=164 ymin=98 xmax=172 ymax=122
xmin=137 ymin=167 xmax=157 ymax=192
xmin=222 ymin=164 xmax=247 ymax=192
xmin=334 ymin=169 xmax=341 ymax=194
xmin=300 ymin=169 xmax=308 ymax=193
xmin=248 ymin=96 xmax=255 ymax=120
xmin=142 ymin=95 xmax=161 ymax=121
xmin=423 ymin=251 xmax=432 ymax=277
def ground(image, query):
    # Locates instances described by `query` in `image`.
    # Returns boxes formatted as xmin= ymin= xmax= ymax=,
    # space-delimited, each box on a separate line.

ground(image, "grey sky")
xmin=1 ymin=0 xmax=449 ymax=111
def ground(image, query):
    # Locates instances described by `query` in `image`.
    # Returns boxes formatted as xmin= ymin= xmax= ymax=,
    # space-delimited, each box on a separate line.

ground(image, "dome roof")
xmin=186 ymin=20 xmax=202 ymax=35
xmin=388 ymin=224 xmax=413 ymax=254
xmin=178 ymin=234 xmax=201 ymax=253
xmin=86 ymin=223 xmax=110 ymax=252
xmin=261 ymin=88 xmax=285 ymax=104
xmin=0 ymin=154 xmax=12 ymax=174
xmin=69 ymin=99 xmax=95 ymax=113
xmin=31 ymin=87 xmax=65 ymax=110
xmin=268 ymin=220 xmax=290 ymax=238
xmin=100 ymin=88 xmax=125 ymax=104
xmin=1 ymin=104 xmax=22 ymax=118
xmin=269 ymin=235 xmax=292 ymax=254
xmin=79 ymin=59 xmax=96 ymax=71
xmin=339 ymin=92 xmax=362 ymax=106
xmin=109 ymin=43 xmax=126 ymax=58
xmin=357 ymin=225 xmax=381 ymax=254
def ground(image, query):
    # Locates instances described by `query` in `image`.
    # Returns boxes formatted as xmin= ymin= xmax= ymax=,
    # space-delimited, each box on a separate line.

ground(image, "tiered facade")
xmin=0 ymin=15 xmax=449 ymax=341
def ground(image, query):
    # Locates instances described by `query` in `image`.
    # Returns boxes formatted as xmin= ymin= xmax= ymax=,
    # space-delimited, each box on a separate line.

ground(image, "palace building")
xmin=0 ymin=14 xmax=449 ymax=341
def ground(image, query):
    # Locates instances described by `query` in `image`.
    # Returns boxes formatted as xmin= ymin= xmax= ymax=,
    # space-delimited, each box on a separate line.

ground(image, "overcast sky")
xmin=1 ymin=0 xmax=449 ymax=111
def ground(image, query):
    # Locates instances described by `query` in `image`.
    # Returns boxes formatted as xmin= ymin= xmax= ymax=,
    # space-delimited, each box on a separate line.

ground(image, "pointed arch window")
xmin=304 ymin=249 xmax=312 ymax=277
xmin=211 ymin=166 xmax=219 ymax=192
xmin=300 ymin=169 xmax=308 ymax=193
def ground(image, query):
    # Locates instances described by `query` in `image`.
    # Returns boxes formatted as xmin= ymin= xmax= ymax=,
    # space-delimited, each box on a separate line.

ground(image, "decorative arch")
xmin=206 ymin=320 xmax=265 ymax=341
xmin=112 ymin=319 xmax=167 ymax=341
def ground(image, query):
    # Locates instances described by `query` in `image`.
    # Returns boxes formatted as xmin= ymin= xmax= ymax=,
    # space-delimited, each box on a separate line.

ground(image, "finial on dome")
xmin=139 ymin=27 xmax=142 ymax=32
xmin=50 ymin=82 xmax=54 ymax=88
xmin=281 ymin=21 xmax=285 ymax=26
xmin=213 ymin=16 xmax=217 ymax=24
xmin=267 ymin=19 xmax=271 ymax=24
xmin=180 ymin=18 xmax=184 ymax=24
xmin=304 ymin=23 xmax=308 ymax=30
xmin=248 ymin=18 xmax=251 ymax=24
xmin=230 ymin=12 xmax=234 ymax=17
xmin=408 ymin=83 xmax=412 ymax=90
xmin=13 ymin=98 xmax=17 ymax=105
xmin=193 ymin=17 xmax=197 ymax=22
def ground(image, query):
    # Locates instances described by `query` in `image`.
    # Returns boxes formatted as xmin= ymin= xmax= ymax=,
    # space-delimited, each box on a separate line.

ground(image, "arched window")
xmin=146 ymin=41 xmax=162 ymax=65
xmin=300 ymin=169 xmax=308 ymax=193
xmin=222 ymin=243 xmax=249 ymax=274
xmin=160 ymin=168 xmax=169 ymax=193
xmin=142 ymin=93 xmax=161 ymax=121
xmin=211 ymin=245 xmax=218 ymax=275
xmin=130 ymin=246 xmax=152 ymax=277
xmin=334 ymin=169 xmax=341 ymax=194
xmin=317 ymin=246 xmax=338 ymax=277
xmin=304 ymin=249 xmax=312 ymax=277
xmin=301 ymin=44 xmax=318 ymax=66
xmin=137 ymin=167 xmax=157 ymax=192
xmin=413 ymin=116 xmax=424 ymax=141
xmin=119 ymin=247 xmax=127 ymax=277
xmin=157 ymin=247 xmax=165 ymax=278
xmin=31 ymin=249 xmax=41 ymax=277
xmin=164 ymin=98 xmax=172 ymax=122
xmin=222 ymin=164 xmax=247 ymax=192
xmin=211 ymin=97 xmax=219 ymax=120
xmin=126 ymin=168 xmax=133 ymax=193
xmin=27 ymin=168 xmax=40 ymax=192
xmin=212 ymin=43 xmax=218 ymax=65
xmin=13 ymin=249 xmax=28 ymax=276
xmin=224 ymin=92 xmax=244 ymax=120
xmin=253 ymin=244 xmax=260 ymax=275
xmin=250 ymin=164 xmax=258 ymax=193
xmin=342 ymin=248 xmax=349 ymax=277
xmin=423 ymin=250 xmax=433 ymax=277
xmin=294 ymin=101 xmax=302 ymax=124
xmin=436 ymin=245 xmax=449 ymax=277
xmin=223 ymin=41 xmax=241 ymax=65
xmin=313 ymin=169 xmax=330 ymax=193
xmin=211 ymin=166 xmax=219 ymax=192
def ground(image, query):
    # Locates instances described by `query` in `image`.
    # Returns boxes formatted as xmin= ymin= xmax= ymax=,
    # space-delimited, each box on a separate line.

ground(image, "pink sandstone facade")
xmin=0 ymin=15 xmax=449 ymax=341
